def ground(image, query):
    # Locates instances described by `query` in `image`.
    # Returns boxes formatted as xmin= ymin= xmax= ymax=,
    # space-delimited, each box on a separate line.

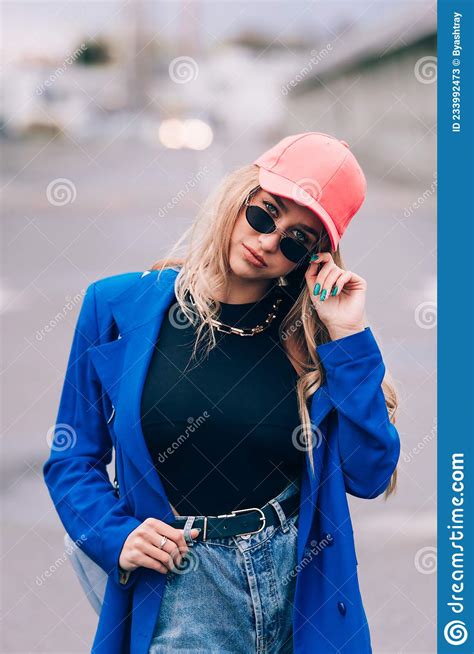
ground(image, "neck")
xmin=212 ymin=278 xmax=276 ymax=304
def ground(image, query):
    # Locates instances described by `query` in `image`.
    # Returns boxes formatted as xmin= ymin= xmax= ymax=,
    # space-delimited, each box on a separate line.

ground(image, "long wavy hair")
xmin=150 ymin=163 xmax=398 ymax=498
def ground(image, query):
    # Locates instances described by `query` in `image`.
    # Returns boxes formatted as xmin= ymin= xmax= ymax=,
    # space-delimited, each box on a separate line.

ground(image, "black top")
xmin=140 ymin=287 xmax=303 ymax=516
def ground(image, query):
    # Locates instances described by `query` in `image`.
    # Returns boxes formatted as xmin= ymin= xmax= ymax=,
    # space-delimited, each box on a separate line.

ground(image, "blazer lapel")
xmin=88 ymin=268 xmax=179 ymax=500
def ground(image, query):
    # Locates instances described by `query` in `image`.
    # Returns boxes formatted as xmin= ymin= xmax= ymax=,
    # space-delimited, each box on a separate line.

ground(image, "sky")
xmin=1 ymin=0 xmax=433 ymax=64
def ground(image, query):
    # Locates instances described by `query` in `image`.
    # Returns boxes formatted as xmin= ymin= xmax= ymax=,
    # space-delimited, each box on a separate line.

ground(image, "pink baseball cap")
xmin=253 ymin=132 xmax=367 ymax=251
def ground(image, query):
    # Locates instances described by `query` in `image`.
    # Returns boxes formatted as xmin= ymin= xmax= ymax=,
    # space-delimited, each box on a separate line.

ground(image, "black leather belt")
xmin=169 ymin=493 xmax=300 ymax=542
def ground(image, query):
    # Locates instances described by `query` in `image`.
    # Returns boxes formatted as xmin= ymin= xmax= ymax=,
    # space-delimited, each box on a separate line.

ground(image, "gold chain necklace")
xmin=187 ymin=292 xmax=283 ymax=337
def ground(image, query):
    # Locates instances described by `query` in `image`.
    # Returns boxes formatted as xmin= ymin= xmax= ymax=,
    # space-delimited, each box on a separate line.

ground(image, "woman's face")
xmin=229 ymin=187 xmax=326 ymax=281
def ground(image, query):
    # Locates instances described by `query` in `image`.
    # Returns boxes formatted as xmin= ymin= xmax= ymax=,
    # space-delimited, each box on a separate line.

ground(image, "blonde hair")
xmin=151 ymin=163 xmax=398 ymax=498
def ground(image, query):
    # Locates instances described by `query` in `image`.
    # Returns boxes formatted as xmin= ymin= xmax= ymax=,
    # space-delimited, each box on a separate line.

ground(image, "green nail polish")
xmin=309 ymin=253 xmax=319 ymax=262
xmin=320 ymin=289 xmax=327 ymax=301
xmin=313 ymin=283 xmax=321 ymax=296
xmin=331 ymin=286 xmax=338 ymax=296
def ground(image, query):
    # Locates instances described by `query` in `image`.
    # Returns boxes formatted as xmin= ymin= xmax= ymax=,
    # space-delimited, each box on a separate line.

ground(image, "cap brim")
xmin=258 ymin=167 xmax=340 ymax=251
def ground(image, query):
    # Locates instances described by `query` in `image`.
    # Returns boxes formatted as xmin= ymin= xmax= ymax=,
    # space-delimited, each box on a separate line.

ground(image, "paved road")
xmin=2 ymin=136 xmax=436 ymax=653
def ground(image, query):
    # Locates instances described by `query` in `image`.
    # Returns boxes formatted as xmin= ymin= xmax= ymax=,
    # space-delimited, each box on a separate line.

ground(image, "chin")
xmin=229 ymin=260 xmax=259 ymax=279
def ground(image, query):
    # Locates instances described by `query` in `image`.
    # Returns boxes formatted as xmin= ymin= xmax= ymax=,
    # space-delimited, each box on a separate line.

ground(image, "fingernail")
xmin=313 ymin=283 xmax=321 ymax=296
xmin=320 ymin=289 xmax=327 ymax=301
xmin=331 ymin=286 xmax=338 ymax=296
xmin=309 ymin=253 xmax=319 ymax=262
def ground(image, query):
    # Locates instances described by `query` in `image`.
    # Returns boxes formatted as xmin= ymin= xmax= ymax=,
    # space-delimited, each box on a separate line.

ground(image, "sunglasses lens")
xmin=245 ymin=205 xmax=275 ymax=234
xmin=280 ymin=238 xmax=310 ymax=264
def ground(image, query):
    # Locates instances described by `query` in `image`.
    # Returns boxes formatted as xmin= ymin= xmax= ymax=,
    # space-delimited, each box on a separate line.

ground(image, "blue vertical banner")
xmin=438 ymin=1 xmax=473 ymax=652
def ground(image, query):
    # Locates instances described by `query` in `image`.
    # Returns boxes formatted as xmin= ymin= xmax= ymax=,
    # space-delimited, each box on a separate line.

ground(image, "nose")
xmin=258 ymin=232 xmax=281 ymax=253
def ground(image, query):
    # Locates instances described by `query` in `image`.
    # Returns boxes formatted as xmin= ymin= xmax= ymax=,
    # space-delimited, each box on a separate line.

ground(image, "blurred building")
xmin=1 ymin=2 xmax=436 ymax=180
xmin=284 ymin=6 xmax=437 ymax=185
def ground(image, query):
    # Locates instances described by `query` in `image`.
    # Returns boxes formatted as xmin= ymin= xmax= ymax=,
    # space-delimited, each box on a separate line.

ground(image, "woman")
xmin=43 ymin=132 xmax=400 ymax=654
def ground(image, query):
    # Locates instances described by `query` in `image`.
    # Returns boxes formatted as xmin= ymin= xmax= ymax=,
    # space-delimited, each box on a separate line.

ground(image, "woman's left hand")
xmin=305 ymin=252 xmax=368 ymax=341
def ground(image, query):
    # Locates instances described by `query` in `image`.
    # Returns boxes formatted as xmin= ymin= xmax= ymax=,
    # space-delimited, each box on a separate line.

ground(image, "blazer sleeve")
xmin=317 ymin=327 xmax=400 ymax=499
xmin=42 ymin=281 xmax=142 ymax=589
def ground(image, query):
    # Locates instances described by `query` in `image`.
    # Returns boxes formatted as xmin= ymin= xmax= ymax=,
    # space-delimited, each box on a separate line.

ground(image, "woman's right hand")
xmin=119 ymin=517 xmax=200 ymax=574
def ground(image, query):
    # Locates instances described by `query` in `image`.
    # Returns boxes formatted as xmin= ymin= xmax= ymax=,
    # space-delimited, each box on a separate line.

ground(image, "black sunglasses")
xmin=245 ymin=203 xmax=322 ymax=265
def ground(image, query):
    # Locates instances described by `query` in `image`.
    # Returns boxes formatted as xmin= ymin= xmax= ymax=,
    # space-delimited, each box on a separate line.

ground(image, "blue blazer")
xmin=43 ymin=267 xmax=400 ymax=654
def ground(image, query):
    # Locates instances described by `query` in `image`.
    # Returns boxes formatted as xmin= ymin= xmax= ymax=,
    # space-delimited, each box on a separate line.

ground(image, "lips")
xmin=243 ymin=244 xmax=267 ymax=267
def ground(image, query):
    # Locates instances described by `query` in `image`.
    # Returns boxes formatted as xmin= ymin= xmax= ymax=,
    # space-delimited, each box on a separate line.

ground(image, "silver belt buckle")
xmin=214 ymin=507 xmax=266 ymax=539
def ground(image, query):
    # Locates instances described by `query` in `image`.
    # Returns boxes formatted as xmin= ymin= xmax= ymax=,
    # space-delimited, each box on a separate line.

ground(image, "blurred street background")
xmin=1 ymin=1 xmax=436 ymax=652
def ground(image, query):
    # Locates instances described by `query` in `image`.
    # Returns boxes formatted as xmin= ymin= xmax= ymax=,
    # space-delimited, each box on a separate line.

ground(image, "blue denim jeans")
xmin=148 ymin=478 xmax=300 ymax=653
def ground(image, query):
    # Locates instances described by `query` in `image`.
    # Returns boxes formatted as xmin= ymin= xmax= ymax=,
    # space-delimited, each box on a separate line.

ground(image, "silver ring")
xmin=159 ymin=535 xmax=168 ymax=549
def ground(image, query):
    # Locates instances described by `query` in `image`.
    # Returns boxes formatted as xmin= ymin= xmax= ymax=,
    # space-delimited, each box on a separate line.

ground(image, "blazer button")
xmin=338 ymin=601 xmax=346 ymax=616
